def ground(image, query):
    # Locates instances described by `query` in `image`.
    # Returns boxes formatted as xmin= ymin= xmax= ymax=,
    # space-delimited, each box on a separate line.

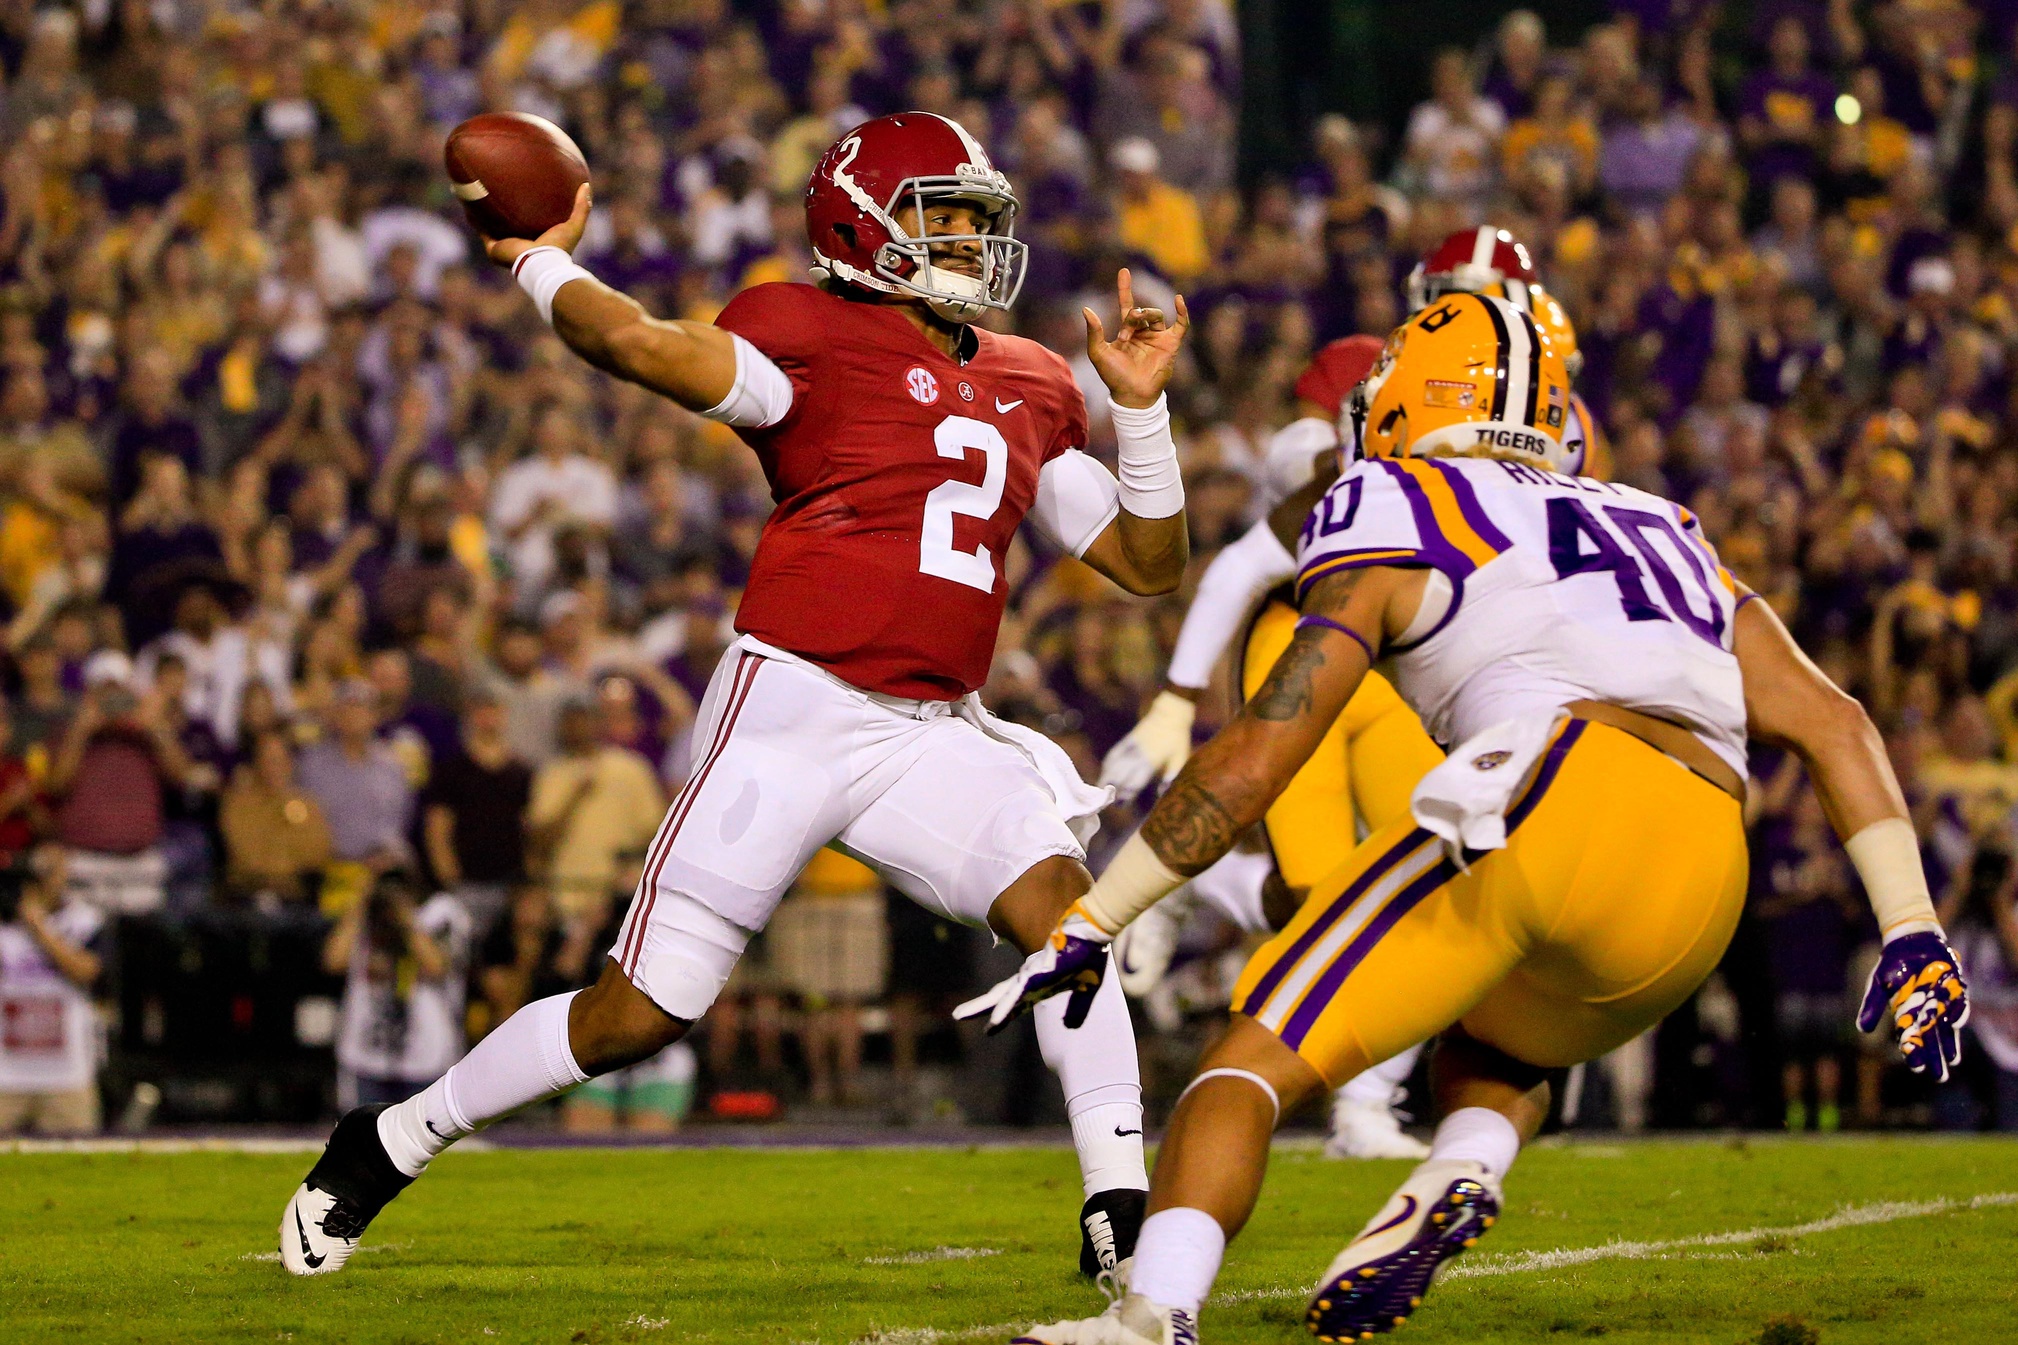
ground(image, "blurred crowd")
xmin=2 ymin=0 xmax=2018 ymax=1137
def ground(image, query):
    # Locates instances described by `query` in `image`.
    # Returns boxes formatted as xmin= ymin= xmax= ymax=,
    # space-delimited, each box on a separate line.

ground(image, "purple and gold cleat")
xmin=1304 ymin=1159 xmax=1500 ymax=1340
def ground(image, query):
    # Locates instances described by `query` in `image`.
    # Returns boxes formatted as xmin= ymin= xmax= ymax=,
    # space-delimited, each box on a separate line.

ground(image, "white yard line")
xmin=863 ymin=1247 xmax=1003 ymax=1266
xmin=239 ymin=1241 xmax=411 ymax=1263
xmin=854 ymin=1189 xmax=2018 ymax=1339
xmin=856 ymin=1326 xmax=1021 ymax=1345
xmin=3 ymin=1137 xmax=495 ymax=1156
xmin=1444 ymin=1190 xmax=2018 ymax=1279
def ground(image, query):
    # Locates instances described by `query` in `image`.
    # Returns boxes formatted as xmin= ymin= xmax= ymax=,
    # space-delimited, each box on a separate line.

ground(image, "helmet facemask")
xmin=872 ymin=171 xmax=1028 ymax=323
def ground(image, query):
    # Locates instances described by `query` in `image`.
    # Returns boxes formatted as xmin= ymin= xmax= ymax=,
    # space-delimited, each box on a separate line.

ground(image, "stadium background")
xmin=0 ymin=0 xmax=2014 ymax=1142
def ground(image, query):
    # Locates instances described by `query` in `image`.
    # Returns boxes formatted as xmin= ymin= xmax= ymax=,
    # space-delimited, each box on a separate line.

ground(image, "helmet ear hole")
xmin=831 ymin=222 xmax=857 ymax=249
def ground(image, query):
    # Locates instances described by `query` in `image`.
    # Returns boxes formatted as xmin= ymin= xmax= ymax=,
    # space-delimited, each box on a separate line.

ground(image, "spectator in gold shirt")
xmin=527 ymin=697 xmax=664 ymax=921
xmin=1110 ymin=138 xmax=1207 ymax=288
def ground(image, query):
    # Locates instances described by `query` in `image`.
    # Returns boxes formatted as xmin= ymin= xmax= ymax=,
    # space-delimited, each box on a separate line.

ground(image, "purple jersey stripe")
xmin=1294 ymin=549 xmax=1432 ymax=603
xmin=1271 ymin=718 xmax=1589 ymax=1051
xmin=1503 ymin=719 xmax=1585 ymax=833
xmin=1423 ymin=458 xmax=1514 ymax=553
xmin=1277 ymin=857 xmax=1457 ymax=1050
xmin=1375 ymin=460 xmax=1480 ymax=581
xmin=1236 ymin=827 xmax=1432 ymax=1019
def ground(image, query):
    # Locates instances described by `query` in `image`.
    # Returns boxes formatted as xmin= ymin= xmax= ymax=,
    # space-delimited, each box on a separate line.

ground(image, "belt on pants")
xmin=1563 ymin=699 xmax=1746 ymax=805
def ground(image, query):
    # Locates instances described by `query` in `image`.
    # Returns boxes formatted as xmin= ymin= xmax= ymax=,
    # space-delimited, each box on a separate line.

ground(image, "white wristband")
xmin=1079 ymin=829 xmax=1187 ymax=935
xmin=512 ymin=245 xmax=596 ymax=326
xmin=1844 ymin=817 xmax=1942 ymax=938
xmin=1109 ymin=393 xmax=1185 ymax=519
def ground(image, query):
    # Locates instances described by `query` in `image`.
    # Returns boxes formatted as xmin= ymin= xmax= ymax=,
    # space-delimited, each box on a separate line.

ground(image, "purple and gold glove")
xmin=1858 ymin=930 xmax=1971 ymax=1082
xmin=954 ymin=905 xmax=1112 ymax=1035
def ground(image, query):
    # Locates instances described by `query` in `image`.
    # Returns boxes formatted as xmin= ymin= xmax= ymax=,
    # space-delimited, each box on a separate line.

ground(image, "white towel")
xmin=1410 ymin=712 xmax=1567 ymax=867
xmin=958 ymin=695 xmax=1115 ymax=848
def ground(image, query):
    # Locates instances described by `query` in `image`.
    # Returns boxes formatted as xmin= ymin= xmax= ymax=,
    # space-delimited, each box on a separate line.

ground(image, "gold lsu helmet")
xmin=1352 ymin=292 xmax=1573 ymax=468
xmin=1530 ymin=283 xmax=1582 ymax=380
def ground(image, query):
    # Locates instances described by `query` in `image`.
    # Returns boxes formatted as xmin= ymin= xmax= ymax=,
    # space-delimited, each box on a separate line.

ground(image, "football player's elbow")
xmin=1783 ymin=680 xmax=1880 ymax=765
xmin=1123 ymin=528 xmax=1189 ymax=595
xmin=1118 ymin=559 xmax=1184 ymax=597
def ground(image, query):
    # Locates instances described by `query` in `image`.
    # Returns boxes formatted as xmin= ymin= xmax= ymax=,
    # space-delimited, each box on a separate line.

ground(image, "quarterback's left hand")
xmin=1085 ymin=268 xmax=1190 ymax=410
xmin=1858 ymin=930 xmax=1971 ymax=1081
xmin=954 ymin=908 xmax=1112 ymax=1035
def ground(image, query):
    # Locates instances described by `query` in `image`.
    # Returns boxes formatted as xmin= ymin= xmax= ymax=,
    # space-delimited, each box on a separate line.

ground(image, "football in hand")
xmin=444 ymin=113 xmax=590 ymax=242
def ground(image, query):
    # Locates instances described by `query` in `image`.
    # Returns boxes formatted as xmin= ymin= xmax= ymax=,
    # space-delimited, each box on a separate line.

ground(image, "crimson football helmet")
xmin=804 ymin=112 xmax=1026 ymax=324
xmin=1404 ymin=226 xmax=1540 ymax=315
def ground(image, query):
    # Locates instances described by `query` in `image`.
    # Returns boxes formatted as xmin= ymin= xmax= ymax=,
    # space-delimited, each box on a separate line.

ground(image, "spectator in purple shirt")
xmin=1597 ymin=77 xmax=1703 ymax=219
xmin=102 ymin=349 xmax=204 ymax=507
xmin=1757 ymin=787 xmax=1863 ymax=1132
xmin=1479 ymin=10 xmax=1547 ymax=122
xmin=1738 ymin=17 xmax=1837 ymax=187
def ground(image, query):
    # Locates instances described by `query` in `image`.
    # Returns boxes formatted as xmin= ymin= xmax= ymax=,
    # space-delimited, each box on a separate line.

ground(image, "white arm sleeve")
xmin=1164 ymin=518 xmax=1297 ymax=690
xmin=700 ymin=333 xmax=795 ymax=429
xmin=1031 ymin=449 xmax=1122 ymax=558
xmin=1261 ymin=416 xmax=1338 ymax=505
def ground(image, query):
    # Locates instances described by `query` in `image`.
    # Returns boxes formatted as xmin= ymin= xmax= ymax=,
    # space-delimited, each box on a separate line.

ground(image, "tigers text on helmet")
xmin=1405 ymin=226 xmax=1539 ymax=314
xmin=1351 ymin=292 xmax=1573 ymax=469
xmin=804 ymin=112 xmax=1026 ymax=324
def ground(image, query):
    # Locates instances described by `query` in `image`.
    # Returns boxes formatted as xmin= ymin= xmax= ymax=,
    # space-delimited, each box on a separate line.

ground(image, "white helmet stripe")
xmin=1499 ymin=298 xmax=1533 ymax=429
xmin=927 ymin=113 xmax=991 ymax=170
xmin=1471 ymin=226 xmax=1498 ymax=269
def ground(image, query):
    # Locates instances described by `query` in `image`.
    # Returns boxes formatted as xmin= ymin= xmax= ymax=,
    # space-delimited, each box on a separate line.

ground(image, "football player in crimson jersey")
xmin=280 ymin=113 xmax=1190 ymax=1279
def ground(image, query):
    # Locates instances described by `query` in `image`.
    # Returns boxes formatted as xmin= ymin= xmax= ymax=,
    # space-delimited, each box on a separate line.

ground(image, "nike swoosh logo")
xmin=425 ymin=1118 xmax=448 ymax=1139
xmin=295 ymin=1206 xmax=326 ymax=1268
xmin=995 ymin=398 xmax=1023 ymax=413
xmin=1114 ymin=1126 xmax=1143 ymax=1137
xmin=1364 ymin=1194 xmax=1418 ymax=1239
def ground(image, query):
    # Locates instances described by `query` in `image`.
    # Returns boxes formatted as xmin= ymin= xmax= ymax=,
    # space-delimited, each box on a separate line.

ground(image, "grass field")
xmin=4 ymin=1135 xmax=2018 ymax=1344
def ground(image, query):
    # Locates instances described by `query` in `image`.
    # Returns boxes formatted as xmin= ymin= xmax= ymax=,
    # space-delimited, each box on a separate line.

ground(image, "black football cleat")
xmin=278 ymin=1105 xmax=414 ymax=1275
xmin=1079 ymin=1187 xmax=1148 ymax=1278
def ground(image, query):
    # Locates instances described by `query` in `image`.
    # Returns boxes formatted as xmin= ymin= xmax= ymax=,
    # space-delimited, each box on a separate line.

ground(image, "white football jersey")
xmin=1296 ymin=454 xmax=1748 ymax=774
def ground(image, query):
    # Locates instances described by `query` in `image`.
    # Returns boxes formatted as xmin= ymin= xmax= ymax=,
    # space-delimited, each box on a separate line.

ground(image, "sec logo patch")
xmin=906 ymin=367 xmax=940 ymax=405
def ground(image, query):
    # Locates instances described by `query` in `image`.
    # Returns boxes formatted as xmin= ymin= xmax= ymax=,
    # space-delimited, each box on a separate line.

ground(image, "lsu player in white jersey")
xmin=1099 ymin=229 xmax=1595 ymax=1161
xmin=965 ymin=293 xmax=1972 ymax=1345
xmin=1100 ymin=334 xmax=1440 ymax=1160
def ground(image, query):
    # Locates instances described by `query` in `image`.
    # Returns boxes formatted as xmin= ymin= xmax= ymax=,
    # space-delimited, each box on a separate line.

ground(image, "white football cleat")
xmin=1305 ymin=1159 xmax=1501 ymax=1340
xmin=279 ymin=1183 xmax=363 ymax=1276
xmin=276 ymin=1105 xmax=414 ymax=1276
xmin=1324 ymin=1090 xmax=1430 ymax=1161
xmin=1014 ymin=1292 xmax=1198 ymax=1345
xmin=1113 ymin=890 xmax=1189 ymax=999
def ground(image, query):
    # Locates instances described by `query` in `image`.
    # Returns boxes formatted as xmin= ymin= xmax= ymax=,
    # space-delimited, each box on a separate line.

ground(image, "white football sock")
xmin=1128 ymin=1207 xmax=1226 ymax=1317
xmin=1426 ymin=1105 xmax=1521 ymax=1176
xmin=1340 ymin=1042 xmax=1422 ymax=1106
xmin=378 ymin=992 xmax=589 ymax=1178
xmin=1037 ymin=968 xmax=1149 ymax=1195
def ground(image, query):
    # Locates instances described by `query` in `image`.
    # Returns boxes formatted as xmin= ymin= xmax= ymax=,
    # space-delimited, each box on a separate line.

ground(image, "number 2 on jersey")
xmin=920 ymin=416 xmax=1008 ymax=592
xmin=1546 ymin=497 xmax=1725 ymax=645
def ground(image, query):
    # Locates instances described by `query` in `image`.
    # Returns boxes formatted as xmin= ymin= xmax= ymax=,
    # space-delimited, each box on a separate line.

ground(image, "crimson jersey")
xmin=715 ymin=282 xmax=1088 ymax=699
